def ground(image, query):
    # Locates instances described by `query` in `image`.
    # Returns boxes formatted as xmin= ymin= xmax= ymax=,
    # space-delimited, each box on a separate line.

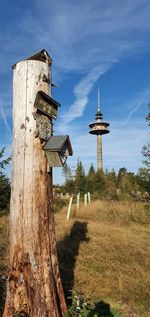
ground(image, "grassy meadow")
xmin=55 ymin=200 xmax=150 ymax=317
xmin=0 ymin=200 xmax=149 ymax=316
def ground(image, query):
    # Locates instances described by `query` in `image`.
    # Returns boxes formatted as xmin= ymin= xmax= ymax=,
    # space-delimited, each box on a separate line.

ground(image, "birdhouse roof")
xmin=43 ymin=135 xmax=73 ymax=155
xmin=12 ymin=49 xmax=52 ymax=69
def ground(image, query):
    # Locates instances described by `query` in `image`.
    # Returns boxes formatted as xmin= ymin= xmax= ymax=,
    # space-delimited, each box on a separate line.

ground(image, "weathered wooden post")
xmin=4 ymin=50 xmax=67 ymax=317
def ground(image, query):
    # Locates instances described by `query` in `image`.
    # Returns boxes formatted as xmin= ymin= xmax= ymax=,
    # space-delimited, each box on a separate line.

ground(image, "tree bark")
xmin=3 ymin=56 xmax=67 ymax=316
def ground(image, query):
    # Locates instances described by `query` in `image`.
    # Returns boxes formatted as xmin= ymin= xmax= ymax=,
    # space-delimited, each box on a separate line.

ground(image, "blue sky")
xmin=0 ymin=0 xmax=149 ymax=184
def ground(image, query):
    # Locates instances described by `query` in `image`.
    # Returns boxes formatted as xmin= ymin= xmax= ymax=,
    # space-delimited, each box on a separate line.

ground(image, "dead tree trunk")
xmin=3 ymin=51 xmax=67 ymax=317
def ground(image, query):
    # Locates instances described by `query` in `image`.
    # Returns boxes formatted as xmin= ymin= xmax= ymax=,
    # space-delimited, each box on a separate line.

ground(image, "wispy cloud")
xmin=0 ymin=98 xmax=12 ymax=136
xmin=0 ymin=0 xmax=150 ymax=181
xmin=59 ymin=62 xmax=112 ymax=128
xmin=58 ymin=75 xmax=150 ymax=133
xmin=124 ymin=98 xmax=145 ymax=123
xmin=124 ymin=85 xmax=150 ymax=123
xmin=1 ymin=0 xmax=150 ymax=119
xmin=2 ymin=0 xmax=149 ymax=76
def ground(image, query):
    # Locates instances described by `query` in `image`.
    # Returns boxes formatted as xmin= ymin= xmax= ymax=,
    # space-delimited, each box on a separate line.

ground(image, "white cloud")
xmin=11 ymin=0 xmax=150 ymax=76
xmin=59 ymin=62 xmax=112 ymax=128
xmin=0 ymin=0 xmax=150 ymax=185
xmin=1 ymin=0 xmax=150 ymax=120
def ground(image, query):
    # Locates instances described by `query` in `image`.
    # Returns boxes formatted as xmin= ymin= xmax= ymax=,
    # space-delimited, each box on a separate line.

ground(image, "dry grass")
xmin=0 ymin=201 xmax=149 ymax=316
xmin=0 ymin=211 xmax=9 ymax=265
xmin=55 ymin=200 xmax=150 ymax=317
xmin=0 ymin=211 xmax=9 ymax=314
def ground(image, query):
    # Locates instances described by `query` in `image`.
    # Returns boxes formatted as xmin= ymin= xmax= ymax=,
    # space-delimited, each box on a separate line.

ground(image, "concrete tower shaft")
xmin=89 ymin=90 xmax=110 ymax=170
xmin=97 ymin=135 xmax=102 ymax=170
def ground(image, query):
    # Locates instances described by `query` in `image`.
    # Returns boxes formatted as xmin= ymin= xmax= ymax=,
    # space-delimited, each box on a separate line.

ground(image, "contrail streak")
xmin=124 ymin=97 xmax=145 ymax=124
xmin=0 ymin=104 xmax=12 ymax=136
xmin=60 ymin=62 xmax=112 ymax=126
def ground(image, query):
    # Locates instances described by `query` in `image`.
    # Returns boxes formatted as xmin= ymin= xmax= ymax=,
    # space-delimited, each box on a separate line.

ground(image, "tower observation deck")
xmin=89 ymin=90 xmax=110 ymax=170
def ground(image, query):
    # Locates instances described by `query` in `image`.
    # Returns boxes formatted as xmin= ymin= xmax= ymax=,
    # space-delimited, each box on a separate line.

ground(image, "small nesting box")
xmin=43 ymin=135 xmax=73 ymax=167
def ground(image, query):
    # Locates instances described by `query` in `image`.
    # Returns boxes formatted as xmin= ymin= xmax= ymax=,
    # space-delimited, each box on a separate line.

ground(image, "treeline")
xmin=0 ymin=148 xmax=11 ymax=211
xmin=58 ymin=105 xmax=150 ymax=201
xmin=0 ymin=105 xmax=149 ymax=207
xmin=59 ymin=161 xmax=149 ymax=201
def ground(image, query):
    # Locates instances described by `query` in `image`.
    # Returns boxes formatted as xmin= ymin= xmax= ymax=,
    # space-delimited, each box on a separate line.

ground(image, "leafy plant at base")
xmin=65 ymin=291 xmax=95 ymax=317
xmin=0 ymin=265 xmax=7 ymax=316
xmin=65 ymin=291 xmax=121 ymax=317
xmin=53 ymin=196 xmax=68 ymax=213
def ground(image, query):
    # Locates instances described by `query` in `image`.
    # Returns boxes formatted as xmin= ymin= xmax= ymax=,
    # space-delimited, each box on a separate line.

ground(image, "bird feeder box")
xmin=43 ymin=135 xmax=73 ymax=167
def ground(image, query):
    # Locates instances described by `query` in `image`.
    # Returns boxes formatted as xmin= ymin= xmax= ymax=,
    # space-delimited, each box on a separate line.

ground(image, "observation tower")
xmin=89 ymin=90 xmax=110 ymax=170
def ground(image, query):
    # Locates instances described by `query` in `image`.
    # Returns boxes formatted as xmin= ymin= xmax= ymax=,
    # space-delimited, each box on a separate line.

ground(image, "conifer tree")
xmin=95 ymin=169 xmax=106 ymax=196
xmin=141 ymin=104 xmax=150 ymax=169
xmin=75 ymin=160 xmax=86 ymax=193
xmin=104 ymin=169 xmax=117 ymax=199
xmin=0 ymin=148 xmax=11 ymax=210
xmin=88 ymin=163 xmax=95 ymax=176
xmin=87 ymin=164 xmax=96 ymax=193
xmin=62 ymin=163 xmax=72 ymax=181
xmin=137 ymin=104 xmax=150 ymax=193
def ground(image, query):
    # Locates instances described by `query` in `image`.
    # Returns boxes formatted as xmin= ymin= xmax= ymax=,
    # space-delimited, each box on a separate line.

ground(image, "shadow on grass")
xmin=57 ymin=221 xmax=116 ymax=316
xmin=57 ymin=221 xmax=89 ymax=301
xmin=88 ymin=301 xmax=114 ymax=316
xmin=0 ymin=209 xmax=9 ymax=218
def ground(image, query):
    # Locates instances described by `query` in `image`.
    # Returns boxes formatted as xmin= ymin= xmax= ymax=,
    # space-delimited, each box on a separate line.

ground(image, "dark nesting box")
xmin=43 ymin=135 xmax=73 ymax=167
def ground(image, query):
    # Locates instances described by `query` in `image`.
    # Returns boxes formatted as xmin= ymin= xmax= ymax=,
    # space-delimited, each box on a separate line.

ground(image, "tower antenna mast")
xmin=98 ymin=88 xmax=100 ymax=112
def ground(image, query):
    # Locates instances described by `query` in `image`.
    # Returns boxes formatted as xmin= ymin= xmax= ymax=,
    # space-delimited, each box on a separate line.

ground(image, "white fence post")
xmin=77 ymin=193 xmax=80 ymax=212
xmin=88 ymin=192 xmax=91 ymax=203
xmin=67 ymin=196 xmax=73 ymax=221
xmin=84 ymin=193 xmax=87 ymax=206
